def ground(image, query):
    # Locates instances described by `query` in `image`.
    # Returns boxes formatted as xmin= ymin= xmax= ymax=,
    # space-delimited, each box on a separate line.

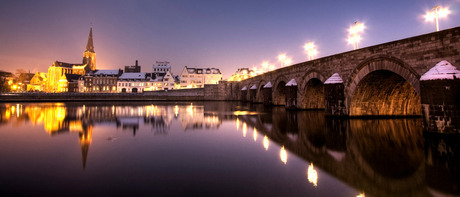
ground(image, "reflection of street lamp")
xmin=304 ymin=42 xmax=318 ymax=61
xmin=347 ymin=21 xmax=365 ymax=50
xmin=307 ymin=162 xmax=318 ymax=187
xmin=425 ymin=6 xmax=450 ymax=31
xmin=280 ymin=146 xmax=287 ymax=164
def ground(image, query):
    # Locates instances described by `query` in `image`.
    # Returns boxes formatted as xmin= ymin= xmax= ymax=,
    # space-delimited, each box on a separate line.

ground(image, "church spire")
xmin=85 ymin=27 xmax=95 ymax=53
xmin=82 ymin=27 xmax=96 ymax=71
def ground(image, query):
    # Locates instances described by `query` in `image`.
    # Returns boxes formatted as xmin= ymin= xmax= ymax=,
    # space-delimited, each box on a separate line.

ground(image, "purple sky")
xmin=1 ymin=0 xmax=459 ymax=78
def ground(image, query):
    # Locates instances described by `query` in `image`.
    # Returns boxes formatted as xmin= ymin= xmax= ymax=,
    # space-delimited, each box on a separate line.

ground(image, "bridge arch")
xmin=299 ymin=70 xmax=326 ymax=109
xmin=255 ymin=80 xmax=266 ymax=103
xmin=346 ymin=56 xmax=421 ymax=116
xmin=273 ymin=75 xmax=289 ymax=105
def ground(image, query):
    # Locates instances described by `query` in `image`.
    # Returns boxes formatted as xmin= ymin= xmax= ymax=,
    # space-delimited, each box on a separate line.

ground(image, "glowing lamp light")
xmin=280 ymin=146 xmax=287 ymax=164
xmin=263 ymin=135 xmax=269 ymax=151
xmin=307 ymin=163 xmax=318 ymax=187
xmin=284 ymin=58 xmax=292 ymax=66
xmin=304 ymin=42 xmax=318 ymax=61
xmin=253 ymin=127 xmax=258 ymax=142
xmin=174 ymin=105 xmax=179 ymax=117
xmin=347 ymin=21 xmax=365 ymax=50
xmin=424 ymin=6 xmax=450 ymax=31
xmin=278 ymin=54 xmax=287 ymax=67
xmin=262 ymin=61 xmax=269 ymax=69
xmin=236 ymin=118 xmax=240 ymax=130
xmin=242 ymin=123 xmax=247 ymax=137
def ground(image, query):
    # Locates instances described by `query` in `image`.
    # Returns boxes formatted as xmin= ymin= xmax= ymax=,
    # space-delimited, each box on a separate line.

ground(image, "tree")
xmin=0 ymin=70 xmax=13 ymax=92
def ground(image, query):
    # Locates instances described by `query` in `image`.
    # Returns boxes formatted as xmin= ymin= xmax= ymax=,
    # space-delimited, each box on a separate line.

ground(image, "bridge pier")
xmin=324 ymin=73 xmax=347 ymax=116
xmin=285 ymin=79 xmax=298 ymax=109
xmin=249 ymin=85 xmax=257 ymax=103
xmin=420 ymin=61 xmax=460 ymax=133
xmin=241 ymin=86 xmax=248 ymax=102
xmin=263 ymin=82 xmax=273 ymax=105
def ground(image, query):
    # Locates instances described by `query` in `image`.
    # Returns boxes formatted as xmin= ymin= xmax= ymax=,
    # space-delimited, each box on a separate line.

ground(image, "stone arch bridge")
xmin=228 ymin=27 xmax=460 ymax=125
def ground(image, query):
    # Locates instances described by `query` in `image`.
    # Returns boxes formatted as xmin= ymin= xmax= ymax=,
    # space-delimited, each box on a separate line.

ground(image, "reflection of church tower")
xmin=79 ymin=124 xmax=93 ymax=170
xmin=82 ymin=28 xmax=96 ymax=71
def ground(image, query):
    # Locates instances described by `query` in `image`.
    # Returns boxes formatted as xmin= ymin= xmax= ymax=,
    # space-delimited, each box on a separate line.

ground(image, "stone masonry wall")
xmin=235 ymin=26 xmax=460 ymax=114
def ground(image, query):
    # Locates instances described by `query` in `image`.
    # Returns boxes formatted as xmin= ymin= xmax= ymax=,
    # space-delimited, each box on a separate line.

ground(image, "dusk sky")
xmin=1 ymin=0 xmax=459 ymax=78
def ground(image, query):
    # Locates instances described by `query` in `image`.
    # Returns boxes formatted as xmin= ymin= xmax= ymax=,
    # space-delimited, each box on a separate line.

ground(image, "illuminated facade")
xmin=179 ymin=66 xmax=222 ymax=88
xmin=45 ymin=28 xmax=96 ymax=92
xmin=27 ymin=72 xmax=47 ymax=91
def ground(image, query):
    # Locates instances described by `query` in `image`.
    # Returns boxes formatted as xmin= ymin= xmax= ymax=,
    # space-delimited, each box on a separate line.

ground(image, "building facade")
xmin=117 ymin=73 xmax=148 ymax=93
xmin=27 ymin=72 xmax=48 ymax=91
xmin=78 ymin=69 xmax=123 ymax=93
xmin=58 ymin=74 xmax=80 ymax=92
xmin=152 ymin=61 xmax=171 ymax=75
xmin=179 ymin=67 xmax=222 ymax=88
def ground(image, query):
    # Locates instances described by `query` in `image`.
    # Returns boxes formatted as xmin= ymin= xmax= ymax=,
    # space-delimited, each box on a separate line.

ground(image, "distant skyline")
xmin=1 ymin=0 xmax=459 ymax=78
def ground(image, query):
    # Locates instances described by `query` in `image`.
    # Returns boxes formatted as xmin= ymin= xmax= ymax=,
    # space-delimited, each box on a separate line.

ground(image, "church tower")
xmin=82 ymin=28 xmax=96 ymax=71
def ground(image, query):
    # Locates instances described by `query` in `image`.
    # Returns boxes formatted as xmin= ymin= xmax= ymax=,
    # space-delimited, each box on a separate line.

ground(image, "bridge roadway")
xmin=233 ymin=27 xmax=460 ymax=120
xmin=234 ymin=105 xmax=459 ymax=196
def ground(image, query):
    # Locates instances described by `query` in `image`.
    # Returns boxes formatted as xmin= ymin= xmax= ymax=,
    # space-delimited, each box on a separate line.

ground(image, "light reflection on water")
xmin=0 ymin=102 xmax=458 ymax=196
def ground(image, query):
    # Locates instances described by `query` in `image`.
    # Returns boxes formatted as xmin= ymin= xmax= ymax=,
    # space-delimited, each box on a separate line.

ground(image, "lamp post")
xmin=304 ymin=42 xmax=318 ymax=61
xmin=347 ymin=21 xmax=365 ymax=50
xmin=278 ymin=54 xmax=287 ymax=67
xmin=425 ymin=6 xmax=450 ymax=31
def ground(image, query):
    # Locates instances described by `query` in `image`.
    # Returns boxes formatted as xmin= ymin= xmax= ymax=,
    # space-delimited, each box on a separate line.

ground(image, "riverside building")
xmin=78 ymin=69 xmax=123 ymax=93
xmin=179 ymin=67 xmax=222 ymax=88
xmin=45 ymin=28 xmax=96 ymax=92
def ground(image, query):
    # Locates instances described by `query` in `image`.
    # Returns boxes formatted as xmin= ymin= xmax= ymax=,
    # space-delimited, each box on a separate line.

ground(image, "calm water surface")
xmin=0 ymin=102 xmax=458 ymax=197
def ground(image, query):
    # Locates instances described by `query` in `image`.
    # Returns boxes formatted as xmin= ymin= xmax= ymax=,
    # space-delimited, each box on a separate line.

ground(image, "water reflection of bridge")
xmin=0 ymin=102 xmax=458 ymax=196
xmin=235 ymin=105 xmax=459 ymax=197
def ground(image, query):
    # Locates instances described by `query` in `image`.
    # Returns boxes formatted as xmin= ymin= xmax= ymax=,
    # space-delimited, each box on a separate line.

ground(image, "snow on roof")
xmin=185 ymin=67 xmax=221 ymax=74
xmin=94 ymin=70 xmax=120 ymax=75
xmin=119 ymin=73 xmax=146 ymax=80
xmin=420 ymin=60 xmax=460 ymax=81
xmin=286 ymin=79 xmax=297 ymax=86
xmin=324 ymin=73 xmax=344 ymax=84
xmin=250 ymin=85 xmax=257 ymax=90
xmin=263 ymin=82 xmax=272 ymax=88
xmin=241 ymin=86 xmax=247 ymax=91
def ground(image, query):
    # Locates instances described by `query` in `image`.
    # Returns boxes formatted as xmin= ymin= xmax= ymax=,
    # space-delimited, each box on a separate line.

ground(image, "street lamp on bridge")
xmin=347 ymin=21 xmax=365 ymax=50
xmin=278 ymin=54 xmax=287 ymax=67
xmin=425 ymin=6 xmax=450 ymax=32
xmin=277 ymin=54 xmax=293 ymax=68
xmin=304 ymin=42 xmax=318 ymax=61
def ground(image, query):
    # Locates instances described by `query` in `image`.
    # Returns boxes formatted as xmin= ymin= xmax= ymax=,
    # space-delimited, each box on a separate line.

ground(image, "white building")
xmin=152 ymin=61 xmax=171 ymax=75
xmin=179 ymin=66 xmax=222 ymax=88
xmin=117 ymin=71 xmax=178 ymax=93
xmin=117 ymin=73 xmax=149 ymax=93
xmin=161 ymin=71 xmax=177 ymax=90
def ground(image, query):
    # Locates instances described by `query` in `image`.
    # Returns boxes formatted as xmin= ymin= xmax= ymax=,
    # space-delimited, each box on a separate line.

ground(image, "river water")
xmin=0 ymin=102 xmax=458 ymax=196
